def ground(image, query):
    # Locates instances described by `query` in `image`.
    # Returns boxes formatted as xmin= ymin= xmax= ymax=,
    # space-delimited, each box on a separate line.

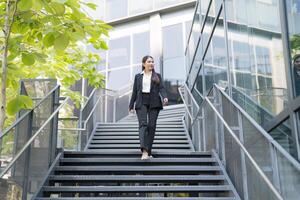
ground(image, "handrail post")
xmin=21 ymin=110 xmax=34 ymax=200
xmin=50 ymin=86 xmax=60 ymax=163
xmin=113 ymin=95 xmax=116 ymax=122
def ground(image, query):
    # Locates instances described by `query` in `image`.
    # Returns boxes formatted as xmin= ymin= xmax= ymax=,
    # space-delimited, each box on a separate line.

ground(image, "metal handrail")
xmin=59 ymin=83 xmax=133 ymax=132
xmin=215 ymin=84 xmax=300 ymax=170
xmin=59 ymin=94 xmax=108 ymax=131
xmin=180 ymin=83 xmax=300 ymax=170
xmin=0 ymin=97 xmax=69 ymax=178
xmin=80 ymin=83 xmax=133 ymax=112
xmin=204 ymin=96 xmax=283 ymax=200
xmin=0 ymin=85 xmax=60 ymax=138
xmin=178 ymin=86 xmax=193 ymax=121
xmin=179 ymin=83 xmax=284 ymax=199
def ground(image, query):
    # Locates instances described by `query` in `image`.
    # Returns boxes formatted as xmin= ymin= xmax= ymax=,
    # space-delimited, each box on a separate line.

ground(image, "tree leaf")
xmin=54 ymin=34 xmax=69 ymax=50
xmin=53 ymin=0 xmax=67 ymax=3
xmin=7 ymin=95 xmax=33 ymax=116
xmin=18 ymin=0 xmax=32 ymax=11
xmin=43 ymin=32 xmax=55 ymax=47
xmin=49 ymin=2 xmax=65 ymax=16
xmin=100 ymin=40 xmax=108 ymax=50
xmin=85 ymin=3 xmax=97 ymax=10
xmin=32 ymin=0 xmax=43 ymax=11
xmin=22 ymin=53 xmax=35 ymax=65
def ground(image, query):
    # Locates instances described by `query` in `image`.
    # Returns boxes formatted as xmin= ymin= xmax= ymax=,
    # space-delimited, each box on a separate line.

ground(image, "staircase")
xmin=34 ymin=105 xmax=239 ymax=199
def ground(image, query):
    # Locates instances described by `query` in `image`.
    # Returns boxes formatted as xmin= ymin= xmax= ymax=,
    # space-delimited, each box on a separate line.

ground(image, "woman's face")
xmin=143 ymin=57 xmax=154 ymax=71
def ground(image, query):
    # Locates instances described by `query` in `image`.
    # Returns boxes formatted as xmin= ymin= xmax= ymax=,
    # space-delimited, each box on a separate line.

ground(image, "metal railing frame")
xmin=58 ymin=83 xmax=133 ymax=150
xmin=179 ymin=83 xmax=300 ymax=199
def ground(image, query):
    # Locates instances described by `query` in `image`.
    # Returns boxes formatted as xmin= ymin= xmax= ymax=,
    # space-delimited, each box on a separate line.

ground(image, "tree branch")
xmin=0 ymin=0 xmax=18 ymax=133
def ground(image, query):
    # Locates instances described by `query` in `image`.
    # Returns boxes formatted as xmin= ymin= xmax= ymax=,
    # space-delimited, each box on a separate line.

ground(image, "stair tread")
xmin=55 ymin=165 xmax=221 ymax=171
xmin=49 ymin=175 xmax=225 ymax=181
xmin=87 ymin=144 xmax=191 ymax=147
xmin=36 ymin=198 xmax=235 ymax=200
xmin=64 ymin=151 xmax=211 ymax=155
xmin=60 ymin=158 xmax=216 ymax=163
xmin=42 ymin=185 xmax=232 ymax=192
xmin=89 ymin=140 xmax=189 ymax=144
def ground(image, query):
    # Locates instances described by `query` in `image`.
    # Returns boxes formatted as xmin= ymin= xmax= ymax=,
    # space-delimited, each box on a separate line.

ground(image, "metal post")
xmin=113 ymin=96 xmax=116 ymax=122
xmin=270 ymin=143 xmax=281 ymax=192
xmin=50 ymin=87 xmax=59 ymax=163
xmin=22 ymin=110 xmax=34 ymax=200
xmin=217 ymin=86 xmax=226 ymax=165
xmin=222 ymin=0 xmax=233 ymax=97
xmin=278 ymin=0 xmax=300 ymax=160
xmin=237 ymin=110 xmax=249 ymax=200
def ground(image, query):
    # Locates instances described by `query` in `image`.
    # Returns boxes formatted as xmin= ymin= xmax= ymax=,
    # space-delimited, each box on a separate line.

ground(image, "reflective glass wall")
xmin=105 ymin=0 xmax=194 ymax=21
xmin=89 ymin=1 xmax=195 ymax=105
xmin=186 ymin=0 xmax=300 ymax=159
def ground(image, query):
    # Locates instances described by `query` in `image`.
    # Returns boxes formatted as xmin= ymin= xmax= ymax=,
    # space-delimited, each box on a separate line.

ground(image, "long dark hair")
xmin=142 ymin=55 xmax=160 ymax=84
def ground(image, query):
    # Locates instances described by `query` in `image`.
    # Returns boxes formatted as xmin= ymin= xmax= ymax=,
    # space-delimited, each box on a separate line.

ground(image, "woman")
xmin=129 ymin=55 xmax=168 ymax=160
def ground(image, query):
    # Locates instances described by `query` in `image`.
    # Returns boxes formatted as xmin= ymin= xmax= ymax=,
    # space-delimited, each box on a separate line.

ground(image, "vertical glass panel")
xmin=87 ymin=45 xmax=106 ymax=71
xmin=191 ymin=87 xmax=203 ymax=106
xmin=185 ymin=20 xmax=192 ymax=42
xmin=128 ymin=0 xmax=153 ymax=15
xmin=84 ymin=0 xmax=105 ymax=20
xmin=226 ymin=0 xmax=287 ymax=118
xmin=132 ymin=32 xmax=150 ymax=64
xmin=269 ymin=117 xmax=297 ymax=159
xmin=195 ymin=66 xmax=203 ymax=94
xmin=106 ymin=0 xmax=128 ymax=21
xmin=132 ymin=65 xmax=141 ymax=81
xmin=201 ymin=0 xmax=211 ymax=15
xmin=163 ymin=57 xmax=186 ymax=81
xmin=277 ymin=149 xmax=300 ymax=199
xmin=286 ymin=0 xmax=300 ymax=97
xmin=204 ymin=11 xmax=228 ymax=93
xmin=107 ymin=68 xmax=130 ymax=90
xmin=163 ymin=23 xmax=185 ymax=105
xmin=154 ymin=0 xmax=189 ymax=9
xmin=163 ymin=24 xmax=184 ymax=59
xmin=163 ymin=58 xmax=185 ymax=105
xmin=108 ymin=36 xmax=130 ymax=68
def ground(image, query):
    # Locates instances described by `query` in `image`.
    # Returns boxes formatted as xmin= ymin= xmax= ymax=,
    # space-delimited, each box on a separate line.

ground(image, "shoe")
xmin=149 ymin=155 xmax=153 ymax=158
xmin=141 ymin=154 xmax=150 ymax=160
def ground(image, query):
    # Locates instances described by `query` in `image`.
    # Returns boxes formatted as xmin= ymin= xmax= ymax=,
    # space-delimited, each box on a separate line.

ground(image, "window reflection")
xmin=132 ymin=32 xmax=150 ymax=64
xmin=108 ymin=68 xmax=130 ymax=90
xmin=108 ymin=37 xmax=130 ymax=68
xmin=293 ymin=55 xmax=300 ymax=96
xmin=128 ymin=0 xmax=152 ymax=15
xmin=163 ymin=23 xmax=185 ymax=104
xmin=226 ymin=0 xmax=286 ymax=116
xmin=106 ymin=0 xmax=128 ymax=21
xmin=286 ymin=0 xmax=300 ymax=98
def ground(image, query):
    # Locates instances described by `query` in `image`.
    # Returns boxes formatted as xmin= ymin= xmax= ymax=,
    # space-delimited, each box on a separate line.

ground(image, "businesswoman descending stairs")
xmin=129 ymin=55 xmax=168 ymax=160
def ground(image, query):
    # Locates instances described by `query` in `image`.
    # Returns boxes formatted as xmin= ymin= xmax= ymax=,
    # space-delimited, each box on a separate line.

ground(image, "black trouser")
xmin=136 ymin=93 xmax=160 ymax=156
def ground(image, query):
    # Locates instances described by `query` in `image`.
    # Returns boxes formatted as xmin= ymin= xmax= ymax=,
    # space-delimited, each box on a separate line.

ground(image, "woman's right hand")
xmin=129 ymin=109 xmax=135 ymax=114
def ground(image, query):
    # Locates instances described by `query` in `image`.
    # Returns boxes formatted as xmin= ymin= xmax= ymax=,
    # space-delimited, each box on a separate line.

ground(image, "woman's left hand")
xmin=163 ymin=98 xmax=168 ymax=106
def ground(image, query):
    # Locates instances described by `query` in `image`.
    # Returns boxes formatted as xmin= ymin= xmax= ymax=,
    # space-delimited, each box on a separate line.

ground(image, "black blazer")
xmin=129 ymin=72 xmax=168 ymax=110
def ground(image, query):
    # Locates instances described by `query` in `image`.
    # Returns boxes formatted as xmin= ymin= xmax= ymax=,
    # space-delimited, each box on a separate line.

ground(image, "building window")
xmin=108 ymin=36 xmax=130 ymax=69
xmin=132 ymin=32 xmax=150 ymax=64
xmin=128 ymin=0 xmax=153 ymax=15
xmin=106 ymin=0 xmax=128 ymax=21
xmin=107 ymin=68 xmax=130 ymax=90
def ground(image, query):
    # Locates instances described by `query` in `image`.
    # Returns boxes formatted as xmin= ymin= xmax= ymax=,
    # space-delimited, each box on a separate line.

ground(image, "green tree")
xmin=0 ymin=0 xmax=111 ymax=132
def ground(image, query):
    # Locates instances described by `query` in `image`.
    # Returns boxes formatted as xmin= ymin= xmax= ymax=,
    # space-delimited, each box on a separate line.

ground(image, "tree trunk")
xmin=0 ymin=0 xmax=18 ymax=133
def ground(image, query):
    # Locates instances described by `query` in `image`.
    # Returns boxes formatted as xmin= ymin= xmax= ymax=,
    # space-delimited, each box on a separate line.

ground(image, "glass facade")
xmin=105 ymin=0 xmax=194 ymax=21
xmin=186 ymin=0 xmax=300 ymax=159
xmin=93 ymin=1 xmax=195 ymax=105
xmin=286 ymin=0 xmax=300 ymax=97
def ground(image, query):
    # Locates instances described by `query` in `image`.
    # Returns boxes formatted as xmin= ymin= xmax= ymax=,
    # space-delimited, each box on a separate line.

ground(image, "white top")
xmin=141 ymin=70 xmax=152 ymax=93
